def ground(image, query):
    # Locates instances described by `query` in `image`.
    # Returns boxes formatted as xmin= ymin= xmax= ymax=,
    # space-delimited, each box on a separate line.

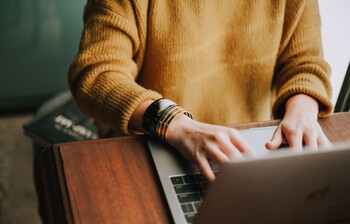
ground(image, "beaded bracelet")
xmin=141 ymin=98 xmax=193 ymax=140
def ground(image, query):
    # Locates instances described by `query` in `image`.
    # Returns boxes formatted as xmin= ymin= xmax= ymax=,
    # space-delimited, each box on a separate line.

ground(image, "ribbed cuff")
xmin=108 ymin=89 xmax=162 ymax=135
xmin=272 ymin=77 xmax=333 ymax=119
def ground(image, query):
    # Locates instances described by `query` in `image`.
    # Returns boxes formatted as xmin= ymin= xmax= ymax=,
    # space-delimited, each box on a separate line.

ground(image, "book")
xmin=23 ymin=91 xmax=98 ymax=147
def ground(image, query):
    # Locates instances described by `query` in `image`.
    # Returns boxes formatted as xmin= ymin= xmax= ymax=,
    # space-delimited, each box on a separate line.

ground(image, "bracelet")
xmin=141 ymin=98 xmax=193 ymax=140
xmin=142 ymin=98 xmax=176 ymax=136
xmin=156 ymin=106 xmax=193 ymax=140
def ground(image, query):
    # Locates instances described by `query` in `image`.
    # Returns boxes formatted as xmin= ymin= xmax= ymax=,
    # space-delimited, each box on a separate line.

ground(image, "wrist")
xmin=129 ymin=100 xmax=154 ymax=133
xmin=165 ymin=114 xmax=195 ymax=141
xmin=285 ymin=94 xmax=319 ymax=116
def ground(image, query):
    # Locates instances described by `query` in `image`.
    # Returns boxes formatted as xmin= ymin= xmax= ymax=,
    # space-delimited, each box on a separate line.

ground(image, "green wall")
xmin=0 ymin=0 xmax=85 ymax=111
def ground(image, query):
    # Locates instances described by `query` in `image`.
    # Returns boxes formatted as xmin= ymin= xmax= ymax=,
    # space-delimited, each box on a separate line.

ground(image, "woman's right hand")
xmin=165 ymin=114 xmax=256 ymax=182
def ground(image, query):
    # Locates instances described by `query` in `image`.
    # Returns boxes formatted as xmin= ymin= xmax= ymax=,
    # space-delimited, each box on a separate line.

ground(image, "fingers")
xmin=207 ymin=129 xmax=254 ymax=161
xmin=217 ymin=140 xmax=245 ymax=161
xmin=168 ymin=120 xmax=255 ymax=182
xmin=197 ymin=156 xmax=216 ymax=182
xmin=303 ymin=129 xmax=318 ymax=151
xmin=265 ymin=125 xmax=283 ymax=150
xmin=315 ymin=123 xmax=331 ymax=149
xmin=317 ymin=133 xmax=331 ymax=149
xmin=228 ymin=129 xmax=257 ymax=158
xmin=283 ymin=126 xmax=303 ymax=151
xmin=269 ymin=121 xmax=328 ymax=152
xmin=196 ymin=129 xmax=253 ymax=181
xmin=205 ymin=142 xmax=232 ymax=164
xmin=195 ymin=146 xmax=233 ymax=182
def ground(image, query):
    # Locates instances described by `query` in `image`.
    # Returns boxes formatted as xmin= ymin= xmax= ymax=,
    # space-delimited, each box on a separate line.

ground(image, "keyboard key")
xmin=194 ymin=174 xmax=206 ymax=182
xmin=201 ymin=182 xmax=209 ymax=191
xmin=199 ymin=191 xmax=206 ymax=200
xmin=183 ymin=175 xmax=196 ymax=184
xmin=174 ymin=183 xmax=202 ymax=194
xmin=185 ymin=213 xmax=196 ymax=223
xmin=170 ymin=172 xmax=219 ymax=223
xmin=193 ymin=202 xmax=201 ymax=212
xmin=170 ymin=176 xmax=184 ymax=185
xmin=178 ymin=193 xmax=201 ymax=203
xmin=181 ymin=203 xmax=195 ymax=213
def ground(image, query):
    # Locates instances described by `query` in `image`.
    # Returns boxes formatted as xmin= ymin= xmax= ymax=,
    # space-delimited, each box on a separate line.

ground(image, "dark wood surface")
xmin=42 ymin=112 xmax=350 ymax=224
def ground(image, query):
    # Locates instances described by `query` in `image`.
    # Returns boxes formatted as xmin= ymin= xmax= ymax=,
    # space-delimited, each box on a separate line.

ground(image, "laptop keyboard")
xmin=170 ymin=174 xmax=211 ymax=223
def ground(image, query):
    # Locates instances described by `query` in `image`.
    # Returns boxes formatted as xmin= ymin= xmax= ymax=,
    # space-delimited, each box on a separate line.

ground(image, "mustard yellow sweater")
xmin=69 ymin=0 xmax=333 ymax=135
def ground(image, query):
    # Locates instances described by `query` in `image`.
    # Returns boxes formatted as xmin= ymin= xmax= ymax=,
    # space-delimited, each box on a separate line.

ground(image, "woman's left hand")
xmin=266 ymin=94 xmax=330 ymax=151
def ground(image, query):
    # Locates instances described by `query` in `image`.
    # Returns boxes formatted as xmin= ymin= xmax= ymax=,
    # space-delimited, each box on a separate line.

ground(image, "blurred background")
xmin=0 ymin=0 xmax=85 ymax=223
xmin=0 ymin=0 xmax=349 ymax=223
xmin=0 ymin=0 xmax=85 ymax=112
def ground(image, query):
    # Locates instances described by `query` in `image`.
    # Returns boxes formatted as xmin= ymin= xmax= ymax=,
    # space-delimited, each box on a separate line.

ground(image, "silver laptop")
xmin=147 ymin=126 xmax=350 ymax=224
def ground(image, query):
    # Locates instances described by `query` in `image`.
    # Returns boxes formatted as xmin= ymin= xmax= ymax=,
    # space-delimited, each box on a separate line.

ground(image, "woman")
xmin=69 ymin=0 xmax=333 ymax=181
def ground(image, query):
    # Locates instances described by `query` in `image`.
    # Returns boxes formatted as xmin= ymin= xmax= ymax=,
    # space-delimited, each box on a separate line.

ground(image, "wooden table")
xmin=41 ymin=112 xmax=350 ymax=224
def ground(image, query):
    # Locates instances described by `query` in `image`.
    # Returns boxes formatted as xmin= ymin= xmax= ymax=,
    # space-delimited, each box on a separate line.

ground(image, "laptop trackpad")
xmin=238 ymin=126 xmax=277 ymax=157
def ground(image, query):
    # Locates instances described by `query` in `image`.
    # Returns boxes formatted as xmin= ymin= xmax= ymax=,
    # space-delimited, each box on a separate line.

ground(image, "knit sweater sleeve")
xmin=68 ymin=0 xmax=161 ymax=135
xmin=272 ymin=0 xmax=333 ymax=119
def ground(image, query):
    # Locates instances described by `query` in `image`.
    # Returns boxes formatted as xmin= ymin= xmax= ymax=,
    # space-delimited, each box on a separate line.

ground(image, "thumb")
xmin=265 ymin=125 xmax=283 ymax=150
